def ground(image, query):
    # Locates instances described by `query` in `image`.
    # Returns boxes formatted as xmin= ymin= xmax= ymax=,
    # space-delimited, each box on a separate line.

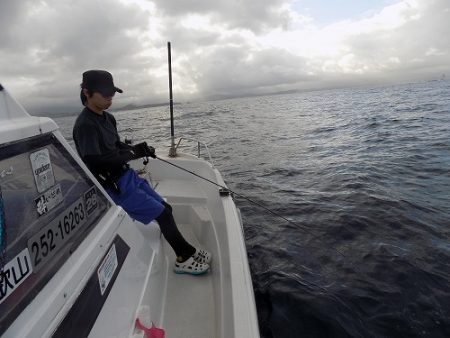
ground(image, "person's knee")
xmin=155 ymin=204 xmax=172 ymax=223
xmin=162 ymin=200 xmax=173 ymax=212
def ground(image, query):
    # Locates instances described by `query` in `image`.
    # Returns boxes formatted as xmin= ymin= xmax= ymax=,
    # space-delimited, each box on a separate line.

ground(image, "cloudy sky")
xmin=0 ymin=0 xmax=449 ymax=114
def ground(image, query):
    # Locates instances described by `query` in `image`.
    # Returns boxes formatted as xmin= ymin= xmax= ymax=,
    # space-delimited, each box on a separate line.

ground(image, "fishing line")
xmin=154 ymin=155 xmax=352 ymax=262
xmin=156 ymin=156 xmax=305 ymax=228
xmin=154 ymin=155 xmax=370 ymax=292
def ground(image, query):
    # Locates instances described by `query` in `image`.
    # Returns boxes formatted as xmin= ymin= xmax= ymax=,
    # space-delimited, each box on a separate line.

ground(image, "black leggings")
xmin=155 ymin=201 xmax=196 ymax=259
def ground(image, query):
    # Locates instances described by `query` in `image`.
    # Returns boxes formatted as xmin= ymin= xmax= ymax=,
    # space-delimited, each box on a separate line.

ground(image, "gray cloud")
xmin=185 ymin=45 xmax=312 ymax=98
xmin=0 ymin=0 xmax=152 ymax=113
xmin=342 ymin=0 xmax=450 ymax=77
xmin=0 ymin=1 xmax=28 ymax=47
xmin=158 ymin=18 xmax=222 ymax=53
xmin=152 ymin=0 xmax=293 ymax=34
xmin=0 ymin=0 xmax=449 ymax=114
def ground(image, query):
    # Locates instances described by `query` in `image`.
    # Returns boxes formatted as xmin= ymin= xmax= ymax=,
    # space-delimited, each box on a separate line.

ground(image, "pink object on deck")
xmin=135 ymin=318 xmax=165 ymax=338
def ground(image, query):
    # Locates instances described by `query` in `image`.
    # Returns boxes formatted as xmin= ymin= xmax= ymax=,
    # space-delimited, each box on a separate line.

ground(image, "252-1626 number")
xmin=28 ymin=199 xmax=87 ymax=270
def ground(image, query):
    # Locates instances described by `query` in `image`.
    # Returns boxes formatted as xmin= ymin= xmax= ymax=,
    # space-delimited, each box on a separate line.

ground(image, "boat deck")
xmin=152 ymin=178 xmax=217 ymax=338
xmin=160 ymin=226 xmax=215 ymax=338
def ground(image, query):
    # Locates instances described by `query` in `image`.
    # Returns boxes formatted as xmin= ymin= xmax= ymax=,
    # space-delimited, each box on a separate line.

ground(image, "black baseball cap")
xmin=81 ymin=70 xmax=123 ymax=97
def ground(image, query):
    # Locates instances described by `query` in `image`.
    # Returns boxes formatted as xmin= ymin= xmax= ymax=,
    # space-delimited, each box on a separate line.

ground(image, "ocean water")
xmin=54 ymin=80 xmax=450 ymax=338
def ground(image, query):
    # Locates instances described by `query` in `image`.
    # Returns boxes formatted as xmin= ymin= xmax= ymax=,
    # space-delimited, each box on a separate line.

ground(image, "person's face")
xmin=84 ymin=88 xmax=115 ymax=111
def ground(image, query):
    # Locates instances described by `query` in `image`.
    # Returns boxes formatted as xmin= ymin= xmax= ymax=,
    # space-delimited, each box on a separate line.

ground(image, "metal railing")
xmin=172 ymin=137 xmax=215 ymax=167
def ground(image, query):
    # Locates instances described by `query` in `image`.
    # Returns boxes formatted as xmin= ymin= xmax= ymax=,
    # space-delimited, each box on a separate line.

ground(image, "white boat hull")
xmin=0 ymin=85 xmax=260 ymax=338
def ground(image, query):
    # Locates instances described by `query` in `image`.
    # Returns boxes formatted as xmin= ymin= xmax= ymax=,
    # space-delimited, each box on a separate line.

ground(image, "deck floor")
xmin=151 ymin=178 xmax=217 ymax=337
xmin=160 ymin=226 xmax=215 ymax=338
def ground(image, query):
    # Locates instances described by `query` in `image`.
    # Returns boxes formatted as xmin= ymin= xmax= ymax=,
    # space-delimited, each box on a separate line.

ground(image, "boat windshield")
xmin=0 ymin=133 xmax=110 ymax=335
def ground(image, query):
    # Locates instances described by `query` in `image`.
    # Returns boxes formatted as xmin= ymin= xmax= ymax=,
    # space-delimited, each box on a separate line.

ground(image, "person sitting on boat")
xmin=72 ymin=70 xmax=211 ymax=275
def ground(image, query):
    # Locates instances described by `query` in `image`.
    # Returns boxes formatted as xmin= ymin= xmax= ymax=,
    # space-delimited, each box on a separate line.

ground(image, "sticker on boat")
xmin=0 ymin=248 xmax=33 ymax=305
xmin=97 ymin=244 xmax=118 ymax=295
xmin=30 ymin=148 xmax=55 ymax=193
xmin=35 ymin=183 xmax=64 ymax=216
xmin=0 ymin=166 xmax=13 ymax=179
xmin=84 ymin=186 xmax=98 ymax=217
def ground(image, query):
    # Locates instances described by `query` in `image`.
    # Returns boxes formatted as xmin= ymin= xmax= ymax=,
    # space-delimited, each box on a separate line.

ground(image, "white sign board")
xmin=30 ymin=148 xmax=55 ymax=193
xmin=97 ymin=244 xmax=118 ymax=295
xmin=0 ymin=248 xmax=33 ymax=305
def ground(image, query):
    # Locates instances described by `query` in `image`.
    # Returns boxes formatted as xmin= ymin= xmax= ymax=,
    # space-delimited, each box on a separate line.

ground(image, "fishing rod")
xmin=167 ymin=42 xmax=176 ymax=158
xmin=149 ymin=44 xmax=344 ymax=273
xmin=160 ymin=42 xmax=351 ymax=264
xmin=161 ymin=43 xmax=300 ymax=229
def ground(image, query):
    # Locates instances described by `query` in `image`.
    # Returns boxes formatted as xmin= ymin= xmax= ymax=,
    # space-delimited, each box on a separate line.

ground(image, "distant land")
xmin=30 ymin=75 xmax=448 ymax=118
xmin=113 ymin=101 xmax=173 ymax=112
xmin=32 ymin=100 xmax=172 ymax=117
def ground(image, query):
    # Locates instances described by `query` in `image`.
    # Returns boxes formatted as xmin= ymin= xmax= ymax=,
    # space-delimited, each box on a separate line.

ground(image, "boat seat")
xmin=154 ymin=179 xmax=208 ymax=204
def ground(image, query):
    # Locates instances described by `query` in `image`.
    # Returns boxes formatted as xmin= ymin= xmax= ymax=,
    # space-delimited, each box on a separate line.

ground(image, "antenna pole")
xmin=167 ymin=41 xmax=176 ymax=157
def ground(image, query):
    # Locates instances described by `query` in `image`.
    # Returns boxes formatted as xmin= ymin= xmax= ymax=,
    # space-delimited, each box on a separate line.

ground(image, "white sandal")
xmin=192 ymin=249 xmax=212 ymax=264
xmin=174 ymin=256 xmax=210 ymax=275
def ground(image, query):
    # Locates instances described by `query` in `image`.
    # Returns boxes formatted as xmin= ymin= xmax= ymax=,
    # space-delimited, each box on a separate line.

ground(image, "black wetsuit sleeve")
xmin=117 ymin=141 xmax=134 ymax=151
xmin=74 ymin=122 xmax=137 ymax=171
xmin=83 ymin=149 xmax=136 ymax=170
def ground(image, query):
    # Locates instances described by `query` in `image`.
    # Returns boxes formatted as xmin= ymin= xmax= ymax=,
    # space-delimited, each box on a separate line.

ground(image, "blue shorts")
xmin=106 ymin=169 xmax=165 ymax=224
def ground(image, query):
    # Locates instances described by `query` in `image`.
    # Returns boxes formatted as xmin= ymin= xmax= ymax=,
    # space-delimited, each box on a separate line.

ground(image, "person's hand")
xmin=133 ymin=142 xmax=156 ymax=159
xmin=144 ymin=144 xmax=156 ymax=158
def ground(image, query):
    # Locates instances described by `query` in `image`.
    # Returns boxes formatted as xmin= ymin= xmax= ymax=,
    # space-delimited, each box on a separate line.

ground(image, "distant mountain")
xmin=112 ymin=101 xmax=175 ymax=112
xmin=30 ymin=101 xmax=172 ymax=117
xmin=31 ymin=110 xmax=78 ymax=117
